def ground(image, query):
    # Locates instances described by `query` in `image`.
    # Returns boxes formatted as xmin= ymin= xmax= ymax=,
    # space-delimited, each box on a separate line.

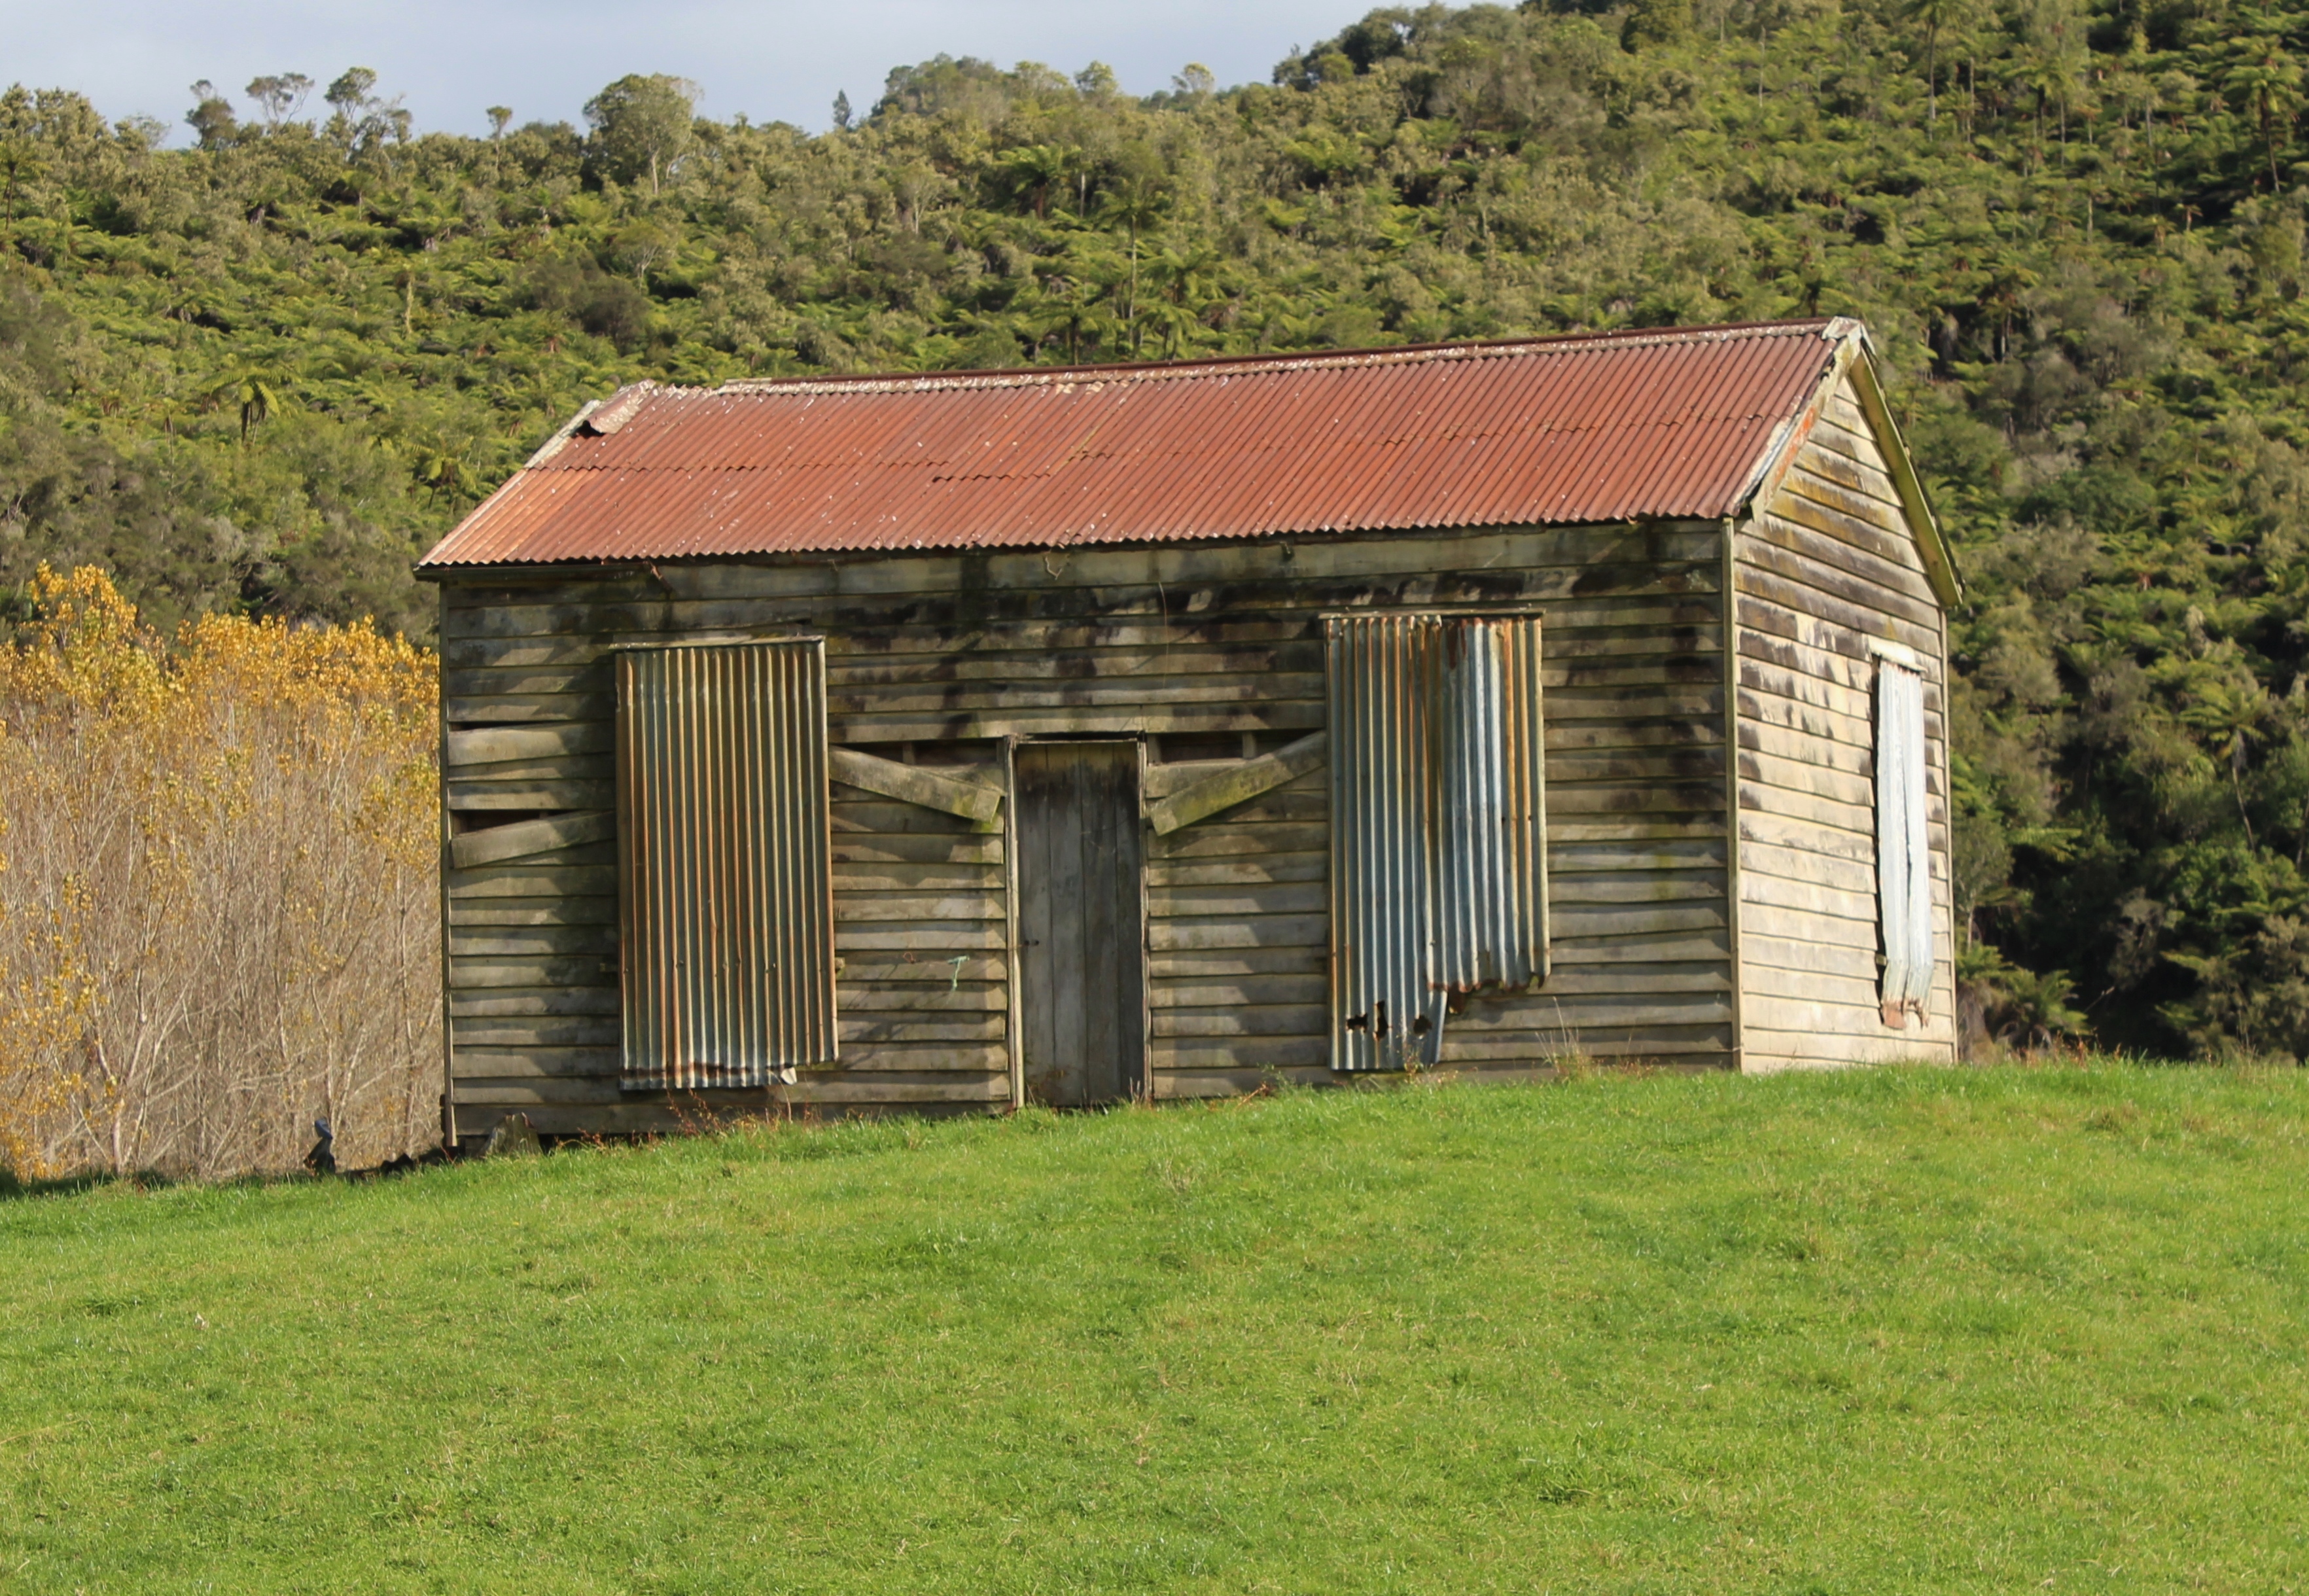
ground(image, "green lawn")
xmin=1 ymin=1067 xmax=2304 ymax=1593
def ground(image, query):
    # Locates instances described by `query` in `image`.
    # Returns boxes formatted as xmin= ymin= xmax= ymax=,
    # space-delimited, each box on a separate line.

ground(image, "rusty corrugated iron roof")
xmin=419 ymin=318 xmax=1862 ymax=569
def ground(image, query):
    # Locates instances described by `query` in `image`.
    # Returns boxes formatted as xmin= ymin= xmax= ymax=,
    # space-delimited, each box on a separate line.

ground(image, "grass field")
xmin=1 ymin=1065 xmax=2304 ymax=1593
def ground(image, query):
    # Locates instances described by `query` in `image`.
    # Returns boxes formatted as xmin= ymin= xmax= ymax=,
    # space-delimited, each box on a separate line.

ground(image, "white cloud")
xmin=12 ymin=0 xmax=1354 ymax=140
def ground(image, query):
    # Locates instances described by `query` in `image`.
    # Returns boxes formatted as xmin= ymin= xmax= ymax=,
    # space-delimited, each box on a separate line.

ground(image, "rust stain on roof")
xmin=419 ymin=318 xmax=1858 ymax=569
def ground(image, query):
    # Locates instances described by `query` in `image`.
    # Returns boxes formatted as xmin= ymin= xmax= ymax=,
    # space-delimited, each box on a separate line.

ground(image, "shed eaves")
xmin=418 ymin=318 xmax=1858 ymax=569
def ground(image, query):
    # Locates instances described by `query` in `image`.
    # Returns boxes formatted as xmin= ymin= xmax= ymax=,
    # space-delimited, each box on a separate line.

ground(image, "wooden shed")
xmin=416 ymin=317 xmax=1962 ymax=1146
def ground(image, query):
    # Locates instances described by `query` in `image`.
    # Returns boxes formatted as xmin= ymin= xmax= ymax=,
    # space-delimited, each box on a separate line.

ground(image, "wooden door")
xmin=1015 ymin=742 xmax=1146 ymax=1107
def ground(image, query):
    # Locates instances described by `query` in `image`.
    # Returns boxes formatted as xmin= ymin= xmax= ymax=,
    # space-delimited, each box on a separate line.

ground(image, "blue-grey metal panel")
xmin=1437 ymin=618 xmax=1550 ymax=993
xmin=617 ymin=640 xmax=836 ymax=1088
xmin=1328 ymin=614 xmax=1547 ymax=1072
xmin=1876 ymin=661 xmax=1931 ymax=1020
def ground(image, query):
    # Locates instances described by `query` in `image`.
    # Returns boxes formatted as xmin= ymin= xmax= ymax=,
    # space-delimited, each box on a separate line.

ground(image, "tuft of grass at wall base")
xmin=3 ymin=1065 xmax=2305 ymax=1592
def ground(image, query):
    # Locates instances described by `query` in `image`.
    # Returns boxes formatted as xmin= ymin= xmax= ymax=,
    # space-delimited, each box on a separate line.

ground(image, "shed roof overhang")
xmin=417 ymin=318 xmax=1959 ymax=606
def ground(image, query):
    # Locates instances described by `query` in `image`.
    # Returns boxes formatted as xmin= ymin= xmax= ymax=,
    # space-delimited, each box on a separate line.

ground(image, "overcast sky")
xmin=14 ymin=0 xmax=1360 ymax=141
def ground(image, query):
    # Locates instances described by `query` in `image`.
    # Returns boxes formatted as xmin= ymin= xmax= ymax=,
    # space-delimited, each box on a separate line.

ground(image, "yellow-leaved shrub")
xmin=0 ymin=566 xmax=440 ymax=1179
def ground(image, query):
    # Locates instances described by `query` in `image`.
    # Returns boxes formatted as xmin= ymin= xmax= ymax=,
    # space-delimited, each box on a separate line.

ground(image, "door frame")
xmin=1002 ymin=735 xmax=1150 ymax=1108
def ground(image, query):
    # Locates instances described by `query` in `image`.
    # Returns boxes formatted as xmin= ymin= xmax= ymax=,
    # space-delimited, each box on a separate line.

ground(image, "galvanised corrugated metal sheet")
xmin=420 ymin=320 xmax=1852 ymax=567
xmin=1875 ymin=661 xmax=1932 ymax=1022
xmin=1436 ymin=617 xmax=1549 ymax=994
xmin=617 ymin=640 xmax=836 ymax=1088
xmin=1329 ymin=614 xmax=1440 ymax=1072
xmin=1328 ymin=614 xmax=1547 ymax=1072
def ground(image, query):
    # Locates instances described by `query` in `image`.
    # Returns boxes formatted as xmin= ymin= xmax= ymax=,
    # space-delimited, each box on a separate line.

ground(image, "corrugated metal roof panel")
xmin=420 ymin=319 xmax=1854 ymax=568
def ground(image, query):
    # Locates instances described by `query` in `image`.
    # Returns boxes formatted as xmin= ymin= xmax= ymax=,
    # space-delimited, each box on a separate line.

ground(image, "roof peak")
xmin=663 ymin=317 xmax=1859 ymax=402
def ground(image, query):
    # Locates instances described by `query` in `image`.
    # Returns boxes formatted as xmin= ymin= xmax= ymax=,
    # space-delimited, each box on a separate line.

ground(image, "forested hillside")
xmin=5 ymin=0 xmax=2308 ymax=1055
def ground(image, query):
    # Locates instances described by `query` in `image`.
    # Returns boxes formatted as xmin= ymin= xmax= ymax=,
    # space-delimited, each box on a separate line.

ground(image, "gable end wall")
xmin=1733 ymin=372 xmax=1959 ymax=1069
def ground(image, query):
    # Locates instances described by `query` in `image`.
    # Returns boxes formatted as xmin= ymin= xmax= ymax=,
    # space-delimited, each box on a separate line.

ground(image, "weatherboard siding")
xmin=1732 ymin=374 xmax=1960 ymax=1070
xmin=437 ymin=522 xmax=1741 ymax=1139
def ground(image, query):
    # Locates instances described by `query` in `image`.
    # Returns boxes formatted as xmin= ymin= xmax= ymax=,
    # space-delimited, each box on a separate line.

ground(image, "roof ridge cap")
xmin=702 ymin=319 xmax=1844 ymax=399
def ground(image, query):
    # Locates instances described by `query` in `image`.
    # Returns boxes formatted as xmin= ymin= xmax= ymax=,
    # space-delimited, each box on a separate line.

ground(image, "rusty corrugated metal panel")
xmin=1328 ymin=613 xmax=1548 ymax=1072
xmin=617 ymin=640 xmax=836 ymax=1088
xmin=419 ymin=320 xmax=1851 ymax=567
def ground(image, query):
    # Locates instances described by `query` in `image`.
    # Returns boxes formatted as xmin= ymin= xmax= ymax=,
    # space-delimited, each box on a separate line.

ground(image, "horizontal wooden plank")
xmin=446 ymin=693 xmax=610 ymax=725
xmin=1147 ymin=851 xmax=1328 ymax=889
xmin=837 ymin=954 xmax=1008 ymax=984
xmin=1742 ymin=513 xmax=1942 ymax=631
xmin=1741 ymin=838 xmax=1875 ymax=898
xmin=442 ymin=600 xmax=1729 ymax=665
xmin=1729 ymin=564 xmax=1939 ymax=658
xmin=1759 ymin=482 xmax=1926 ymax=588
xmin=453 ymin=1046 xmax=620 ymax=1080
xmin=833 ymin=861 xmax=1005 ymax=893
xmin=1551 ymin=868 xmax=1725 ymax=905
xmin=1739 ymin=932 xmax=1879 ymax=983
xmin=453 ymin=1016 xmax=621 ymax=1048
xmin=834 ymin=1044 xmax=1010 ymax=1071
xmin=452 ymin=925 xmax=618 ymax=959
xmin=1553 ymin=902 xmax=1728 ymax=938
xmin=1149 ymin=881 xmax=1328 ymax=918
xmin=1152 ymin=1004 xmax=1328 ymax=1038
xmin=1740 ymin=869 xmax=1877 ymax=923
xmin=1741 ymin=1027 xmax=1958 ymax=1068
xmin=1547 ymin=781 xmax=1721 ymax=817
xmin=448 ymin=864 xmax=619 ymax=900
xmin=1740 ymin=745 xmax=1875 ymax=811
xmin=831 ymin=797 xmax=989 ymax=835
xmin=1551 ymin=928 xmax=1730 ymax=963
xmin=1739 ymin=811 xmax=1873 ymax=866
xmin=1149 ymin=913 xmax=1328 ymax=951
xmin=450 ymin=896 xmax=618 ymax=928
xmin=1152 ymin=974 xmax=1327 ymax=1008
xmin=448 ymin=781 xmax=616 ymax=813
xmin=1549 ymin=839 xmax=1727 ymax=873
xmin=450 ymin=811 xmax=616 ymax=870
xmin=1149 ymin=821 xmax=1326 ymax=860
xmin=836 ymin=982 xmax=1005 ymax=1012
xmin=841 ymin=1015 xmax=1009 ymax=1044
xmin=1150 ymin=947 xmax=1329 ymax=980
xmin=828 ymin=703 xmax=1328 ymax=742
xmin=451 ymin=955 xmax=617 ymax=989
xmin=836 ymin=923 xmax=1008 ymax=951
xmin=1743 ymin=962 xmax=1883 ymax=1011
xmin=833 ymin=832 xmax=1005 ymax=866
xmin=1439 ymin=1027 xmax=1733 ymax=1060
xmin=1152 ymin=1066 xmax=1336 ymax=1098
xmin=444 ymin=722 xmax=614 ymax=767
xmin=1736 ymin=779 xmax=1875 ymax=841
xmin=837 ymin=890 xmax=1004 ymax=923
xmin=1451 ymin=991 xmax=1738 ymax=1033
xmin=448 ymin=986 xmax=621 ymax=1018
xmin=1148 ymin=1036 xmax=1330 ymax=1071
xmin=1738 ymin=900 xmax=1878 ymax=950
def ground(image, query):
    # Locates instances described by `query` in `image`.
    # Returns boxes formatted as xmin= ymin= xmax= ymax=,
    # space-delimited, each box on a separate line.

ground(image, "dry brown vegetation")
xmin=0 ymin=567 xmax=439 ymax=1179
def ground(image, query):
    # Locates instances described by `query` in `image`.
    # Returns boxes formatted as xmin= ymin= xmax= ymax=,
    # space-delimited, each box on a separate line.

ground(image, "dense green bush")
xmin=9 ymin=0 xmax=2309 ymax=1055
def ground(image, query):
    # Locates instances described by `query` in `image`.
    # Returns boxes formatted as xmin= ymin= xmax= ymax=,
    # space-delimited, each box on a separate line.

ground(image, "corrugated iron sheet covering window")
xmin=616 ymin=641 xmax=837 ymax=1088
xmin=1328 ymin=614 xmax=1549 ymax=1071
xmin=1875 ymin=661 xmax=1932 ymax=1024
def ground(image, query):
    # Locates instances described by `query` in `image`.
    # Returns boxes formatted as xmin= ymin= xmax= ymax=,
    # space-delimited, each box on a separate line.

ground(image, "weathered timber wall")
xmin=1732 ymin=373 xmax=1960 ymax=1069
xmin=438 ymin=521 xmax=1736 ymax=1139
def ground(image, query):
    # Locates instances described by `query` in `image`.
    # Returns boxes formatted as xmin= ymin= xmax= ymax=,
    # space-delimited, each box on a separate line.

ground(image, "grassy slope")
xmin=1 ymin=1067 xmax=2303 ymax=1592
